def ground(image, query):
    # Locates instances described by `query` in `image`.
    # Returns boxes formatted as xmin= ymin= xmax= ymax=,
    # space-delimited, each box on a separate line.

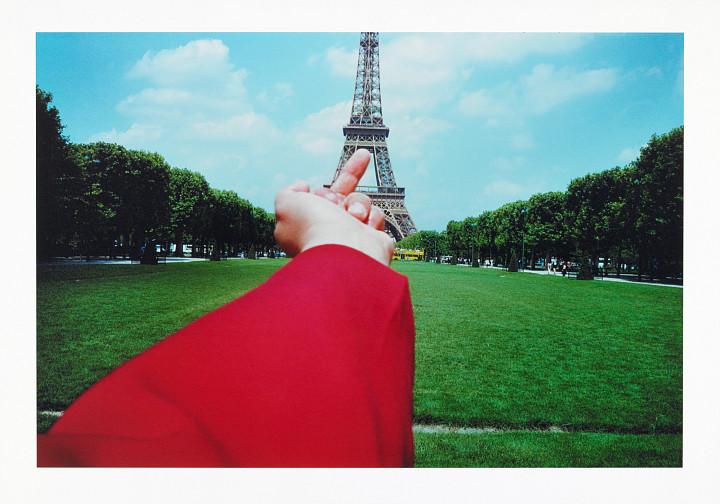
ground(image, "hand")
xmin=274 ymin=149 xmax=395 ymax=265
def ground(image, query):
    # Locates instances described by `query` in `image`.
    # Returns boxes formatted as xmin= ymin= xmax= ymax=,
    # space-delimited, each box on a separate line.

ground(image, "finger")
xmin=368 ymin=205 xmax=386 ymax=231
xmin=380 ymin=232 xmax=395 ymax=265
xmin=330 ymin=149 xmax=371 ymax=196
xmin=312 ymin=186 xmax=342 ymax=205
xmin=343 ymin=192 xmax=372 ymax=223
xmin=275 ymin=180 xmax=310 ymax=216
xmin=280 ymin=180 xmax=310 ymax=194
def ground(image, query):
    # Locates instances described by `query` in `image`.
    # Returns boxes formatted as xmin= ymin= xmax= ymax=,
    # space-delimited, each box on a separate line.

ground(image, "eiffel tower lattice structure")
xmin=328 ymin=32 xmax=417 ymax=241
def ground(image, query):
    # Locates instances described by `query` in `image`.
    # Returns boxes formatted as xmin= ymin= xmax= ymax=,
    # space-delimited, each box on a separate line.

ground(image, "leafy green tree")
xmin=37 ymin=87 xmax=81 ymax=259
xmin=597 ymin=167 xmax=634 ymax=276
xmin=445 ymin=220 xmax=465 ymax=263
xmin=462 ymin=216 xmax=479 ymax=265
xmin=566 ymin=172 xmax=605 ymax=261
xmin=168 ymin=168 xmax=210 ymax=256
xmin=630 ymin=127 xmax=683 ymax=278
xmin=208 ymin=189 xmax=251 ymax=258
xmin=121 ymin=149 xmax=171 ymax=249
xmin=526 ymin=191 xmax=568 ymax=268
xmin=71 ymin=143 xmax=126 ymax=257
xmin=396 ymin=230 xmax=448 ymax=261
xmin=253 ymin=207 xmax=276 ymax=255
xmin=395 ymin=233 xmax=421 ymax=250
xmin=476 ymin=211 xmax=498 ymax=264
xmin=72 ymin=143 xmax=170 ymax=257
xmin=508 ymin=251 xmax=518 ymax=272
xmin=494 ymin=200 xmax=527 ymax=266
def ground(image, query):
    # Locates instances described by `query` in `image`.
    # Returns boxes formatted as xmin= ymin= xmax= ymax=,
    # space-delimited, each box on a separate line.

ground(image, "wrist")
xmin=302 ymin=233 xmax=393 ymax=266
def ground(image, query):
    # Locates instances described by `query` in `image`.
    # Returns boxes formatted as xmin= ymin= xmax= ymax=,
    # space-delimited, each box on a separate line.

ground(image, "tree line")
xmin=398 ymin=126 xmax=683 ymax=280
xmin=37 ymin=87 xmax=276 ymax=261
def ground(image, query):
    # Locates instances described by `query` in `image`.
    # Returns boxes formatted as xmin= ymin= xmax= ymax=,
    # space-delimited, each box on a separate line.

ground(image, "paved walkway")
xmin=43 ymin=257 xmax=683 ymax=288
xmin=513 ymin=267 xmax=683 ymax=288
xmin=42 ymin=256 xmax=210 ymax=266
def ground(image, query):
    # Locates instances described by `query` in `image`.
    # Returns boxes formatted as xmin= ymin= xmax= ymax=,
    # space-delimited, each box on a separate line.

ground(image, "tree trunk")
xmin=174 ymin=229 xmax=184 ymax=257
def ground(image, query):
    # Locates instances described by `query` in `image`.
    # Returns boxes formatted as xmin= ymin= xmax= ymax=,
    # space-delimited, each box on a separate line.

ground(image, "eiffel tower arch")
xmin=328 ymin=32 xmax=417 ymax=241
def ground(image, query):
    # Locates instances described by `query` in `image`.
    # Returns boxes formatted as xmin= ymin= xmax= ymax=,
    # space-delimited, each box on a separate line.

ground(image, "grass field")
xmin=36 ymin=258 xmax=682 ymax=467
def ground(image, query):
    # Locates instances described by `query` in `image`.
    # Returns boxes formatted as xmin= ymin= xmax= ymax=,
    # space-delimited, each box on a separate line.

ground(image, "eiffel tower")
xmin=328 ymin=32 xmax=417 ymax=241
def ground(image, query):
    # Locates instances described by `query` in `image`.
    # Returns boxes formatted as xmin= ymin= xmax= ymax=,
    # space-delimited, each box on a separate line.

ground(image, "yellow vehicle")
xmin=393 ymin=248 xmax=425 ymax=261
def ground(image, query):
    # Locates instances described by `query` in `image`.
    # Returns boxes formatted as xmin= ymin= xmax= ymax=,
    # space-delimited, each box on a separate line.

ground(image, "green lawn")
xmin=398 ymin=262 xmax=682 ymax=434
xmin=36 ymin=258 xmax=682 ymax=466
xmin=414 ymin=431 xmax=682 ymax=467
xmin=37 ymin=260 xmax=285 ymax=410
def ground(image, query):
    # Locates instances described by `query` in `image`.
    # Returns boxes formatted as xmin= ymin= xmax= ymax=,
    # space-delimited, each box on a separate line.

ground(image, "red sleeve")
xmin=37 ymin=244 xmax=415 ymax=467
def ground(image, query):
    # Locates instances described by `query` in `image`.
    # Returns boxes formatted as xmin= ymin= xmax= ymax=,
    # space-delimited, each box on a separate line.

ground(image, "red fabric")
xmin=37 ymin=245 xmax=415 ymax=467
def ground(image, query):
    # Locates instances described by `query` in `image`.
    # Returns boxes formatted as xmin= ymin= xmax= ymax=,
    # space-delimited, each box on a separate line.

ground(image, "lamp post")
xmin=521 ymin=207 xmax=527 ymax=271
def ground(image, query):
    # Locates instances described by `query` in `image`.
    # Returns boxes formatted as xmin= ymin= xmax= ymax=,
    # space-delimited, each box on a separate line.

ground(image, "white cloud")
xmin=305 ymin=34 xmax=597 ymax=198
xmin=458 ymin=64 xmax=618 ymax=122
xmin=115 ymin=88 xmax=194 ymax=119
xmin=257 ymin=82 xmax=294 ymax=104
xmin=89 ymin=123 xmax=164 ymax=148
xmin=523 ymin=64 xmax=617 ymax=114
xmin=291 ymin=100 xmax=452 ymax=192
xmin=510 ymin=132 xmax=535 ymax=150
xmin=324 ymin=46 xmax=357 ymax=78
xmin=387 ymin=114 xmax=452 ymax=160
xmin=458 ymin=88 xmax=514 ymax=120
xmin=617 ymin=145 xmax=642 ymax=164
xmin=483 ymin=179 xmax=524 ymax=198
xmin=488 ymin=156 xmax=527 ymax=173
xmin=127 ymin=39 xmax=237 ymax=88
xmin=117 ymin=40 xmax=249 ymax=123
xmin=88 ymin=38 xmax=290 ymax=211
xmin=91 ymin=39 xmax=280 ymax=149
xmin=192 ymin=112 xmax=280 ymax=143
xmin=321 ymin=33 xmax=591 ymax=117
xmin=294 ymin=100 xmax=352 ymax=156
xmin=102 ymin=39 xmax=257 ymax=140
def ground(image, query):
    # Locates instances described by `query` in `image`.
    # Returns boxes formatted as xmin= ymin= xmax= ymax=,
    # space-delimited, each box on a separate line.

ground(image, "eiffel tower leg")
xmin=370 ymin=195 xmax=417 ymax=241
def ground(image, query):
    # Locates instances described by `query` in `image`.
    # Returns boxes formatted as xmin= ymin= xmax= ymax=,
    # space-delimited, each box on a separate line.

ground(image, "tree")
xmin=37 ymin=86 xmax=81 ymax=259
xmin=630 ymin=127 xmax=683 ymax=279
xmin=476 ymin=211 xmax=498 ymax=264
xmin=207 ymin=189 xmax=248 ymax=258
xmin=493 ymin=200 xmax=527 ymax=266
xmin=507 ymin=251 xmax=518 ymax=272
xmin=168 ymin=168 xmax=210 ymax=256
xmin=462 ymin=216 xmax=480 ymax=266
xmin=121 ymin=150 xmax=171 ymax=250
xmin=526 ymin=191 xmax=568 ymax=269
xmin=445 ymin=220 xmax=465 ymax=264
xmin=72 ymin=143 xmax=171 ymax=257
xmin=566 ymin=172 xmax=605 ymax=262
xmin=71 ymin=143 xmax=125 ymax=257
xmin=252 ymin=207 xmax=276 ymax=255
xmin=396 ymin=230 xmax=447 ymax=261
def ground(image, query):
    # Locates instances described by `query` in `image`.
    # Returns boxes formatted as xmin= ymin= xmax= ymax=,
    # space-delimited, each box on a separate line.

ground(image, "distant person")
xmin=37 ymin=149 xmax=415 ymax=468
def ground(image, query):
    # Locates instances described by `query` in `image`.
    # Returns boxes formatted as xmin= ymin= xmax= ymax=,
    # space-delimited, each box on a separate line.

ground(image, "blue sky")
xmin=36 ymin=32 xmax=683 ymax=230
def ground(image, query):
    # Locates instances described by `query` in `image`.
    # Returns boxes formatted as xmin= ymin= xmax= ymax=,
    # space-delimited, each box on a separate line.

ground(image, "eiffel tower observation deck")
xmin=328 ymin=32 xmax=417 ymax=241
